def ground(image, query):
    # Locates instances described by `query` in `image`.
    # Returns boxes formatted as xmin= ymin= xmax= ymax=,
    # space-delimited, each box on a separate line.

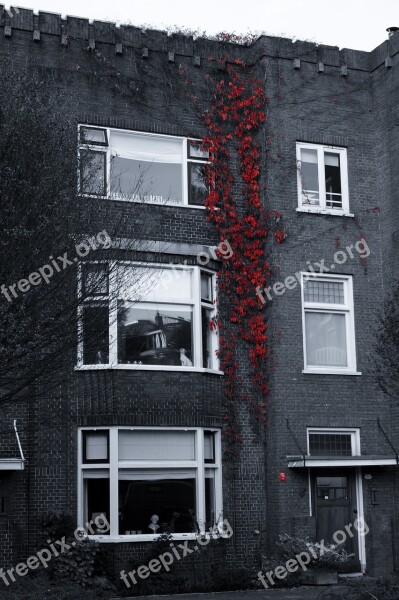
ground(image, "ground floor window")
xmin=78 ymin=427 xmax=222 ymax=540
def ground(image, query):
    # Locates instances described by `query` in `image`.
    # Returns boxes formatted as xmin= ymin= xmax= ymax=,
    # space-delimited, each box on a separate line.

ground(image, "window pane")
xmin=205 ymin=470 xmax=216 ymax=529
xmin=83 ymin=264 xmax=109 ymax=296
xmin=202 ymin=307 xmax=213 ymax=369
xmin=189 ymin=141 xmax=209 ymax=159
xmin=300 ymin=148 xmax=319 ymax=205
xmin=304 ymin=280 xmax=345 ymax=304
xmin=84 ymin=478 xmax=110 ymax=535
xmin=110 ymin=157 xmax=183 ymax=204
xmin=84 ymin=432 xmax=109 ymax=462
xmin=188 ymin=163 xmax=208 ymax=206
xmin=309 ymin=433 xmax=352 ymax=456
xmin=117 ymin=303 xmax=193 ymax=366
xmin=118 ymin=471 xmax=197 ymax=534
xmin=83 ymin=304 xmax=109 ymax=364
xmin=201 ymin=272 xmax=213 ymax=303
xmin=204 ymin=432 xmax=215 ymax=462
xmin=325 ymin=152 xmax=342 ymax=209
xmin=80 ymin=150 xmax=106 ymax=195
xmin=118 ymin=430 xmax=196 ymax=461
xmin=117 ymin=266 xmax=192 ymax=302
xmin=305 ymin=312 xmax=347 ymax=367
xmin=316 ymin=476 xmax=348 ymax=501
xmin=80 ymin=127 xmax=107 ymax=145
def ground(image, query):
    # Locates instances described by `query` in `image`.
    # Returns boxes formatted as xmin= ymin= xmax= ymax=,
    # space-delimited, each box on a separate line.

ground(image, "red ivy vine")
xmin=198 ymin=61 xmax=286 ymax=455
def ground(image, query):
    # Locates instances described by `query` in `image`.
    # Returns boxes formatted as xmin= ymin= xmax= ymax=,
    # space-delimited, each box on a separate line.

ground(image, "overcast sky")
xmin=7 ymin=0 xmax=399 ymax=51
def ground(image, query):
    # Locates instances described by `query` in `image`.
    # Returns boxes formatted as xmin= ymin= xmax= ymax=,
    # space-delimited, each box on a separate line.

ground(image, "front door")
xmin=313 ymin=469 xmax=360 ymax=571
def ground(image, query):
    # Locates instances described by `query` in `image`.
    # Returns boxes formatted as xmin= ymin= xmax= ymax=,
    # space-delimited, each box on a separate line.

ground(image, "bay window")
xmin=78 ymin=427 xmax=222 ymax=540
xmin=296 ymin=143 xmax=350 ymax=215
xmin=78 ymin=263 xmax=219 ymax=371
xmin=301 ymin=273 xmax=358 ymax=374
xmin=79 ymin=126 xmax=209 ymax=207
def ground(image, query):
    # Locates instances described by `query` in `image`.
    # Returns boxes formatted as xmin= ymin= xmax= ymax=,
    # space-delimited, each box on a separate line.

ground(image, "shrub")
xmin=276 ymin=534 xmax=354 ymax=570
xmin=41 ymin=512 xmax=115 ymax=590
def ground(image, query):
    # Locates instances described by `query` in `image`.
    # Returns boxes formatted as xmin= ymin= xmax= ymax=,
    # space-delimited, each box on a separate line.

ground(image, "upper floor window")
xmin=296 ymin=143 xmax=350 ymax=215
xmin=301 ymin=273 xmax=358 ymax=374
xmin=79 ymin=126 xmax=209 ymax=207
xmin=78 ymin=263 xmax=219 ymax=372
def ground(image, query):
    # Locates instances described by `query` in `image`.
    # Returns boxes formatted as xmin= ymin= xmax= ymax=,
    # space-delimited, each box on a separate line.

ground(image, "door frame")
xmin=308 ymin=467 xmax=366 ymax=572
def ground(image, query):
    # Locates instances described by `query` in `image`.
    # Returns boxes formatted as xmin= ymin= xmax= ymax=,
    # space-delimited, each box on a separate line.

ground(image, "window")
xmin=78 ymin=427 xmax=222 ymax=540
xmin=296 ymin=143 xmax=350 ymax=215
xmin=79 ymin=126 xmax=209 ymax=207
xmin=78 ymin=263 xmax=219 ymax=371
xmin=307 ymin=428 xmax=360 ymax=456
xmin=301 ymin=273 xmax=358 ymax=374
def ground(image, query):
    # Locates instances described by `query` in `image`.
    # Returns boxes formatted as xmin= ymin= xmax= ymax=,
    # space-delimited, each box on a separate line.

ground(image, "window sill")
xmin=88 ymin=532 xmax=229 ymax=543
xmin=79 ymin=193 xmax=206 ymax=210
xmin=302 ymin=369 xmax=362 ymax=376
xmin=296 ymin=208 xmax=354 ymax=217
xmin=75 ymin=364 xmax=223 ymax=375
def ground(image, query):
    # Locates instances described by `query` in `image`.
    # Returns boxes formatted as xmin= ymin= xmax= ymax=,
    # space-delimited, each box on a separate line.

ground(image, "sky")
xmin=6 ymin=0 xmax=399 ymax=51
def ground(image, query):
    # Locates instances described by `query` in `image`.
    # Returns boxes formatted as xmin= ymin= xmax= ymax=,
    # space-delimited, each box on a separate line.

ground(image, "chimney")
xmin=387 ymin=27 xmax=399 ymax=39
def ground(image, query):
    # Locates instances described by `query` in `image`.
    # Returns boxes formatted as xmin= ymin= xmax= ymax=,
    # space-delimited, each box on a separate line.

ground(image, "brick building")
xmin=0 ymin=6 xmax=398 ymax=588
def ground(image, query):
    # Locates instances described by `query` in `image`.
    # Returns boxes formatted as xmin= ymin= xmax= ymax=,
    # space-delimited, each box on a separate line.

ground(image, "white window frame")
xmin=76 ymin=261 xmax=220 ymax=373
xmin=296 ymin=142 xmax=351 ymax=216
xmin=77 ymin=426 xmax=223 ymax=542
xmin=78 ymin=125 xmax=208 ymax=209
xmin=307 ymin=427 xmax=361 ymax=456
xmin=301 ymin=273 xmax=360 ymax=375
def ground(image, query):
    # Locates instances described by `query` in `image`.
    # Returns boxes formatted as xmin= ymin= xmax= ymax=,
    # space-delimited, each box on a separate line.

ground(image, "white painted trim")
xmin=302 ymin=370 xmax=362 ymax=375
xmin=78 ymin=125 xmax=208 ymax=209
xmin=296 ymin=142 xmax=350 ymax=215
xmin=307 ymin=427 xmax=361 ymax=456
xmin=355 ymin=467 xmax=367 ymax=572
xmin=77 ymin=426 xmax=222 ymax=539
xmin=300 ymin=272 xmax=357 ymax=373
xmin=308 ymin=469 xmax=312 ymax=516
xmin=296 ymin=208 xmax=354 ymax=218
xmin=77 ymin=262 xmax=219 ymax=371
xmin=75 ymin=365 xmax=223 ymax=374
xmin=288 ymin=457 xmax=397 ymax=468
xmin=0 ymin=459 xmax=24 ymax=470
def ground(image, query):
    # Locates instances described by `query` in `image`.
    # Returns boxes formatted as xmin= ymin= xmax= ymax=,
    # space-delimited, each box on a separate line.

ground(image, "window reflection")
xmin=119 ymin=473 xmax=197 ymax=534
xmin=117 ymin=303 xmax=193 ymax=366
xmin=111 ymin=157 xmax=183 ymax=204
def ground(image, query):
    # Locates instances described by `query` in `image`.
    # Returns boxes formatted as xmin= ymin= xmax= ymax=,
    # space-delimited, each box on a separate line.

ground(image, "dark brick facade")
xmin=0 ymin=5 xmax=398 ymax=586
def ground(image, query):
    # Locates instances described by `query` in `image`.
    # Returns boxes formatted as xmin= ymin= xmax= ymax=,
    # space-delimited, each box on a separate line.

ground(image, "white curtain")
xmin=305 ymin=312 xmax=347 ymax=367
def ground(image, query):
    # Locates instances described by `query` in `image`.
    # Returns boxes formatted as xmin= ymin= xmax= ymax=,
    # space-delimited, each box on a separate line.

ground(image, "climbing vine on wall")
xmin=190 ymin=60 xmax=286 ymax=455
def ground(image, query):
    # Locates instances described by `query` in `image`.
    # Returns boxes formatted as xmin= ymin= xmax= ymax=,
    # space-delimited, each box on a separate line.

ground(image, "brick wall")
xmin=1 ymin=6 xmax=399 ymax=583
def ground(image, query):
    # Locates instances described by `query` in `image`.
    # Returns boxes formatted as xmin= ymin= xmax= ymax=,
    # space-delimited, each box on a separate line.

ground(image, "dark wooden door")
xmin=313 ymin=470 xmax=360 ymax=571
